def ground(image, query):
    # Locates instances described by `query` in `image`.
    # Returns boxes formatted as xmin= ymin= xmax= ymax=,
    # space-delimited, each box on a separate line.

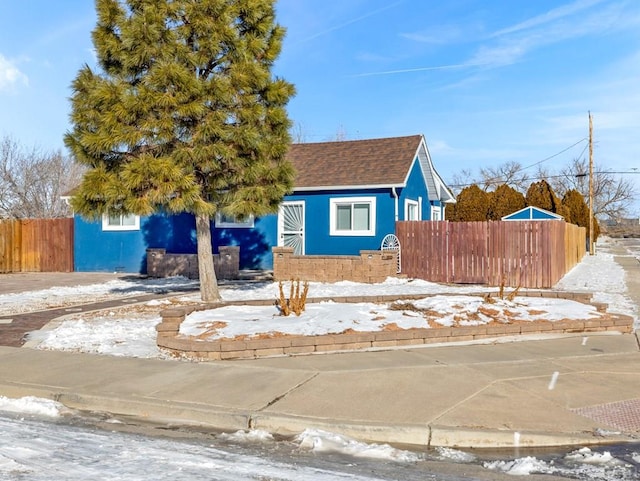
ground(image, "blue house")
xmin=501 ymin=206 xmax=564 ymax=221
xmin=73 ymin=134 xmax=455 ymax=273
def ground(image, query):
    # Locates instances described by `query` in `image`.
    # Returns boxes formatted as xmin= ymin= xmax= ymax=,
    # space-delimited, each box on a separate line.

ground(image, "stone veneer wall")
xmin=146 ymin=246 xmax=239 ymax=280
xmin=156 ymin=291 xmax=634 ymax=361
xmin=272 ymin=247 xmax=398 ymax=283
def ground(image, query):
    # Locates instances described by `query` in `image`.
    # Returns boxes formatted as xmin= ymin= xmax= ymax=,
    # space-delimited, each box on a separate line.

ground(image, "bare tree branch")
xmin=0 ymin=136 xmax=85 ymax=219
xmin=548 ymin=158 xmax=636 ymax=219
xmin=451 ymin=157 xmax=636 ymax=220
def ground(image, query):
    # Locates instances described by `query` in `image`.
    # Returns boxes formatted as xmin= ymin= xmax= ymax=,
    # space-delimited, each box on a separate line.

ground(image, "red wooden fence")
xmin=396 ymin=220 xmax=585 ymax=288
xmin=0 ymin=218 xmax=74 ymax=273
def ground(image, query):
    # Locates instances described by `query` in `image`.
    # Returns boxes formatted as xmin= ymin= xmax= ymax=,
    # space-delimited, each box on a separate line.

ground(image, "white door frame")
xmin=278 ymin=201 xmax=305 ymax=254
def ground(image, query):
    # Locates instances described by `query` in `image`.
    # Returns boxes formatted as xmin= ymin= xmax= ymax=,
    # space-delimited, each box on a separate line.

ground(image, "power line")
xmin=449 ymin=171 xmax=640 ymax=189
xmin=478 ymin=138 xmax=589 ymax=187
xmin=517 ymin=138 xmax=588 ymax=172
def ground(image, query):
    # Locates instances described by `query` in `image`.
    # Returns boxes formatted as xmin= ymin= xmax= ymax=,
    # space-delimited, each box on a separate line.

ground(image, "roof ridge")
xmin=290 ymin=134 xmax=422 ymax=147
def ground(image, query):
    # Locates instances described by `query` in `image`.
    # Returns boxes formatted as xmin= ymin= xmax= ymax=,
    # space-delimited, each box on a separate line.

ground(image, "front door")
xmin=278 ymin=201 xmax=305 ymax=254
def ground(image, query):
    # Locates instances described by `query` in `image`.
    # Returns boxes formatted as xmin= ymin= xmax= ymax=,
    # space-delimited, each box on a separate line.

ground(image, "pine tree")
xmin=65 ymin=0 xmax=295 ymax=301
xmin=524 ymin=179 xmax=571 ymax=219
xmin=562 ymin=189 xmax=600 ymax=240
xmin=487 ymin=184 xmax=525 ymax=220
xmin=446 ymin=184 xmax=490 ymax=221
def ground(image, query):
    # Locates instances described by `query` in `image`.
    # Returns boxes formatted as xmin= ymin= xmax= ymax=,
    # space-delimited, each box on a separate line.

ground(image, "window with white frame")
xmin=102 ymin=213 xmax=140 ymax=231
xmin=215 ymin=212 xmax=255 ymax=228
xmin=431 ymin=205 xmax=442 ymax=221
xmin=329 ymin=197 xmax=376 ymax=236
xmin=405 ymin=199 xmax=420 ymax=221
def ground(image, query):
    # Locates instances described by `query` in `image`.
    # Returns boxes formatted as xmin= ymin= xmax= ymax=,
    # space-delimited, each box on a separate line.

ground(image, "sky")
xmin=1 ymin=1 xmax=639 ymax=210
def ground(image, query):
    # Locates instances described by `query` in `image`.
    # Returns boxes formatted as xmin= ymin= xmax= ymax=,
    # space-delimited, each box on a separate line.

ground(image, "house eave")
xmin=292 ymin=183 xmax=406 ymax=192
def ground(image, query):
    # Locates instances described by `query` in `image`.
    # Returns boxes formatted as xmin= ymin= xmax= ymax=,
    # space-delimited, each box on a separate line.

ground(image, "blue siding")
xmin=289 ymin=188 xmax=397 ymax=256
xmin=214 ymin=215 xmax=275 ymax=270
xmin=74 ymin=216 xmax=148 ymax=273
xmin=506 ymin=210 xmax=533 ymax=220
xmin=73 ymin=157 xmax=436 ymax=273
xmin=74 ymin=212 xmax=275 ymax=273
xmin=503 ymin=207 xmax=562 ymax=221
xmin=397 ymin=158 xmax=432 ymax=220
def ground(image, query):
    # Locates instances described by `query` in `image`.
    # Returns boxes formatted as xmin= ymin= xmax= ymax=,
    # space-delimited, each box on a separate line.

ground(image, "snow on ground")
xmin=0 ymin=412 xmax=421 ymax=481
xmin=0 ymin=396 xmax=66 ymax=418
xmin=0 ymin=277 xmax=199 ymax=316
xmin=3 ymin=237 xmax=640 ymax=481
xmin=180 ymin=295 xmax=602 ymax=341
xmin=295 ymin=429 xmax=422 ymax=463
xmin=0 ymin=398 xmax=638 ymax=481
xmin=555 ymin=240 xmax=637 ymax=322
xmin=18 ymin=236 xmax=639 ymax=358
xmin=484 ymin=447 xmax=635 ymax=478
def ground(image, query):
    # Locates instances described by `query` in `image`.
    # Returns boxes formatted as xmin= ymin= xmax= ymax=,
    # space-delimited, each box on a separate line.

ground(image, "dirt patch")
xmin=381 ymin=323 xmax=401 ymax=331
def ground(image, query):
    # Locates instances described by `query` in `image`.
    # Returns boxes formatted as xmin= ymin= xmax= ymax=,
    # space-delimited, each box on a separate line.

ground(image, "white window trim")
xmin=329 ymin=196 xmax=376 ymax=236
xmin=102 ymin=213 xmax=140 ymax=231
xmin=215 ymin=213 xmax=255 ymax=228
xmin=431 ymin=205 xmax=442 ymax=221
xmin=405 ymin=199 xmax=420 ymax=221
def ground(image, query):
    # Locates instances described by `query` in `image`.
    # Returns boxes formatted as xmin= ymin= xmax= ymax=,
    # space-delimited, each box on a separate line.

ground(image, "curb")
xmin=0 ymin=379 xmax=634 ymax=449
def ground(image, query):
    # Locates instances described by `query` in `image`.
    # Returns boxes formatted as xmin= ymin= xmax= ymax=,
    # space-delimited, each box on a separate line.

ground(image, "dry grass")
xmin=276 ymin=279 xmax=309 ymax=316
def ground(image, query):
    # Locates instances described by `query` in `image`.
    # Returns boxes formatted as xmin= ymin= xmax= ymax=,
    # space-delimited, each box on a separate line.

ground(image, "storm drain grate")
xmin=572 ymin=398 xmax=640 ymax=433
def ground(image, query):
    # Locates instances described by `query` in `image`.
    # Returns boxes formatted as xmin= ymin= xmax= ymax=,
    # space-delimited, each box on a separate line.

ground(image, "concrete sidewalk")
xmin=0 ymin=272 xmax=198 ymax=347
xmin=0 ymin=333 xmax=638 ymax=448
xmin=0 ymin=239 xmax=638 ymax=449
xmin=0 ymin=272 xmax=141 ymax=295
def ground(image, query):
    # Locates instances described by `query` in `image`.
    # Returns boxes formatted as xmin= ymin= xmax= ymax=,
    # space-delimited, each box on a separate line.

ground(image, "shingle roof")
xmin=286 ymin=135 xmax=423 ymax=189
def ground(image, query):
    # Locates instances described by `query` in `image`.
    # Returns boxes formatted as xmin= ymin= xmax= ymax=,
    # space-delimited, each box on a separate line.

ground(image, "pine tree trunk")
xmin=195 ymin=213 xmax=220 ymax=302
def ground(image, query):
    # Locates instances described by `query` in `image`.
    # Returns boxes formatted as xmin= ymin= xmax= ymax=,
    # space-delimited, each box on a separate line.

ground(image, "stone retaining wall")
xmin=272 ymin=247 xmax=398 ymax=283
xmin=156 ymin=291 xmax=634 ymax=361
xmin=146 ymin=246 xmax=239 ymax=280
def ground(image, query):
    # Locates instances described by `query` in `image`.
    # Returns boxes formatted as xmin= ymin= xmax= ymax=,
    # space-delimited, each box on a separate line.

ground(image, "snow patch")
xmin=484 ymin=456 xmax=556 ymax=475
xmin=295 ymin=429 xmax=422 ymax=463
xmin=218 ymin=429 xmax=275 ymax=444
xmin=0 ymin=396 xmax=65 ymax=418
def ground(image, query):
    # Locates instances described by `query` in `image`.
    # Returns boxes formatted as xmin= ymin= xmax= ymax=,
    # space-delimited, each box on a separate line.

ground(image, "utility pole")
xmin=589 ymin=112 xmax=594 ymax=255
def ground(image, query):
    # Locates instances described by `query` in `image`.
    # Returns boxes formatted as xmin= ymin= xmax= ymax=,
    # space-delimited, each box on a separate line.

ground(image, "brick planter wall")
xmin=147 ymin=246 xmax=239 ymax=280
xmin=272 ymin=247 xmax=398 ymax=283
xmin=156 ymin=291 xmax=634 ymax=361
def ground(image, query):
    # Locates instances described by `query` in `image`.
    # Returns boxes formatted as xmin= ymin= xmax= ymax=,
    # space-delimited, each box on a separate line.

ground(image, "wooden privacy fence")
xmin=0 ymin=218 xmax=74 ymax=273
xmin=397 ymin=220 xmax=586 ymax=288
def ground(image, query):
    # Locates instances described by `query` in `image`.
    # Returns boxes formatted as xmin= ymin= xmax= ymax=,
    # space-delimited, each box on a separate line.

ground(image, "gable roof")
xmin=286 ymin=135 xmax=455 ymax=203
xmin=502 ymin=206 xmax=564 ymax=221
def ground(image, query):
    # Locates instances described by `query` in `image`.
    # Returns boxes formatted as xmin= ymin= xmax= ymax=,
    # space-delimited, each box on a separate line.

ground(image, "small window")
xmin=102 ymin=213 xmax=140 ymax=231
xmin=215 ymin=212 xmax=254 ymax=228
xmin=405 ymin=199 xmax=420 ymax=221
xmin=431 ymin=206 xmax=442 ymax=221
xmin=330 ymin=197 xmax=376 ymax=236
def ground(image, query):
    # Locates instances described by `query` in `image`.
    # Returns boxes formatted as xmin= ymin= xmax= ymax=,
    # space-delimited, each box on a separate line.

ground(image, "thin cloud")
xmin=400 ymin=25 xmax=465 ymax=45
xmin=469 ymin=1 xmax=627 ymax=69
xmin=299 ymin=1 xmax=404 ymax=43
xmin=490 ymin=0 xmax=606 ymax=38
xmin=0 ymin=54 xmax=28 ymax=92
xmin=352 ymin=1 xmax=621 ymax=78
xmin=468 ymin=42 xmax=530 ymax=68
xmin=351 ymin=63 xmax=471 ymax=78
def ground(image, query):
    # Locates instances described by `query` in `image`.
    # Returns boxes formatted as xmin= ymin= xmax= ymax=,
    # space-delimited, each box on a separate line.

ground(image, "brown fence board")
xmin=450 ymin=222 xmax=487 ymax=284
xmin=396 ymin=220 xmax=586 ymax=289
xmin=0 ymin=218 xmax=74 ymax=273
xmin=399 ymin=221 xmax=450 ymax=282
